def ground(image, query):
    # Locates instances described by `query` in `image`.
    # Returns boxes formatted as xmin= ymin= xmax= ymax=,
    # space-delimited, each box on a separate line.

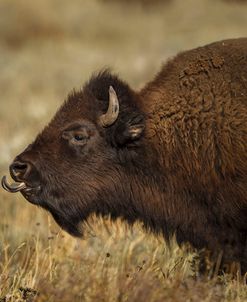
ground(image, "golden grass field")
xmin=0 ymin=0 xmax=247 ymax=301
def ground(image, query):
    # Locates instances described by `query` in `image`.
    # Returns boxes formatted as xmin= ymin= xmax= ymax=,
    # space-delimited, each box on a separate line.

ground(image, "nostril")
xmin=10 ymin=161 xmax=29 ymax=178
xmin=14 ymin=163 xmax=27 ymax=171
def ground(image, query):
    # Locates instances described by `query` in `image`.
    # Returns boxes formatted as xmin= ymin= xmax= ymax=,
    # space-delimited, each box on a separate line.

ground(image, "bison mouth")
xmin=2 ymin=175 xmax=27 ymax=193
xmin=1 ymin=175 xmax=41 ymax=203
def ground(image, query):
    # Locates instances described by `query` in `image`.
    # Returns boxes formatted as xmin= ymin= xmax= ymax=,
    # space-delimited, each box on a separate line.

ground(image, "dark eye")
xmin=62 ymin=125 xmax=91 ymax=147
xmin=71 ymin=131 xmax=89 ymax=146
xmin=74 ymin=134 xmax=84 ymax=141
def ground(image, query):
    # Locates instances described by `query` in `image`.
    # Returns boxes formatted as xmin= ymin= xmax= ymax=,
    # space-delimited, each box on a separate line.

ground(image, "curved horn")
xmin=1 ymin=175 xmax=26 ymax=193
xmin=99 ymin=86 xmax=119 ymax=127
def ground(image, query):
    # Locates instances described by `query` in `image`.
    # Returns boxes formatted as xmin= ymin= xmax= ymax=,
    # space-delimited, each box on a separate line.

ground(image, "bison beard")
xmin=2 ymin=38 xmax=247 ymax=274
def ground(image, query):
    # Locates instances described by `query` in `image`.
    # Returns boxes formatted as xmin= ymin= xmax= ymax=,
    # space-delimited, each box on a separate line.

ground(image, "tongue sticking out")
xmin=1 ymin=175 xmax=27 ymax=193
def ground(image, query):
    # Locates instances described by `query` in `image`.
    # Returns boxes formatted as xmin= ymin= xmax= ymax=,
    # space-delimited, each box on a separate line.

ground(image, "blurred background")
xmin=0 ymin=0 xmax=247 ymax=301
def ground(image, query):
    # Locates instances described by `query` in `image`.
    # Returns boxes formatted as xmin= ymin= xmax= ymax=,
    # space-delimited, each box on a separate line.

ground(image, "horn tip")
xmin=109 ymin=86 xmax=115 ymax=94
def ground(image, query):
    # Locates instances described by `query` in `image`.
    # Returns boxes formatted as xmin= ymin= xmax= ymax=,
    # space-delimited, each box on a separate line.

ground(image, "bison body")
xmin=2 ymin=38 xmax=247 ymax=272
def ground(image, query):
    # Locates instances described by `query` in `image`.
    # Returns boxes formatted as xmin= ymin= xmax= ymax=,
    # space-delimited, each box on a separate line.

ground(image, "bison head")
xmin=2 ymin=71 xmax=146 ymax=236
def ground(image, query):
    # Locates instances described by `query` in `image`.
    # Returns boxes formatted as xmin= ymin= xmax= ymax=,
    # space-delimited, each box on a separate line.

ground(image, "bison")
xmin=2 ymin=38 xmax=247 ymax=273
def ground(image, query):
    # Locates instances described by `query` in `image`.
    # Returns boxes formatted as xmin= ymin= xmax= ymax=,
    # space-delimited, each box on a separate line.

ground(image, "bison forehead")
xmin=50 ymin=90 xmax=99 ymax=129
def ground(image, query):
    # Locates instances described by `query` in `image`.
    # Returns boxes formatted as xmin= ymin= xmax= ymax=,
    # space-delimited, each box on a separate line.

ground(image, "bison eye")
xmin=62 ymin=129 xmax=89 ymax=146
xmin=74 ymin=134 xmax=84 ymax=141
xmin=71 ymin=131 xmax=89 ymax=145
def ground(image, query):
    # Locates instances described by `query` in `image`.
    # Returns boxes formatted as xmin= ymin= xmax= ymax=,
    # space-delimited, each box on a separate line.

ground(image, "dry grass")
xmin=0 ymin=0 xmax=247 ymax=301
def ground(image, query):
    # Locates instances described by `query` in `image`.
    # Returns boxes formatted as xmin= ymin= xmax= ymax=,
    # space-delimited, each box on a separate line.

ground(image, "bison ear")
xmin=113 ymin=114 xmax=145 ymax=146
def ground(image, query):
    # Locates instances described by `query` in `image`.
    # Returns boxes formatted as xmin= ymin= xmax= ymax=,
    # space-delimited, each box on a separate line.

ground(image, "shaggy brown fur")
xmin=5 ymin=38 xmax=247 ymax=273
xmin=141 ymin=38 xmax=247 ymax=272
